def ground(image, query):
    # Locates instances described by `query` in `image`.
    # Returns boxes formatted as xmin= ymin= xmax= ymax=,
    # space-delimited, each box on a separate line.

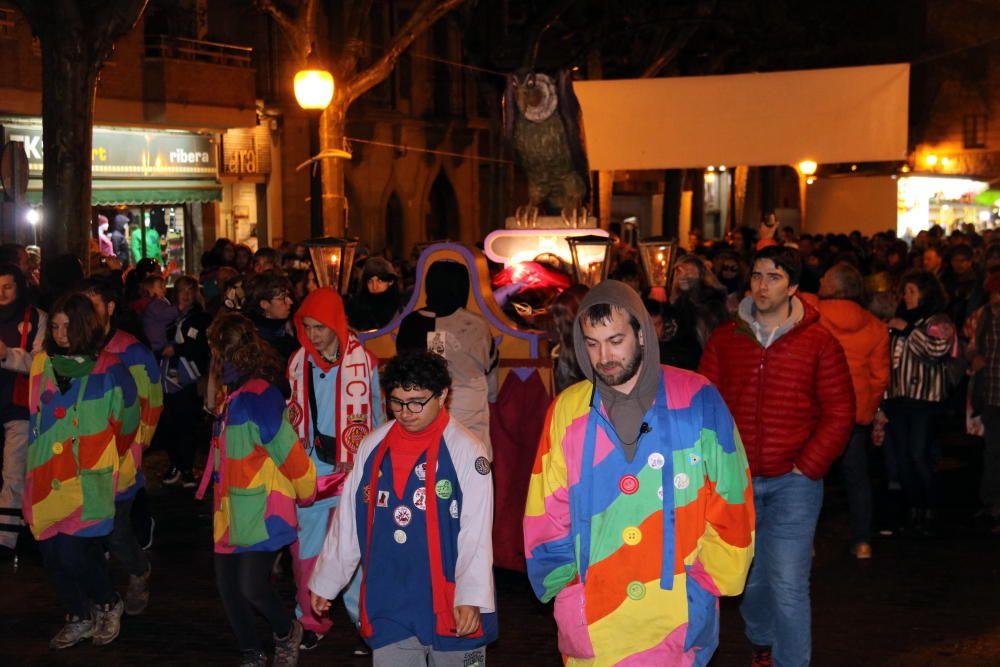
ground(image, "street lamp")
xmin=295 ymin=56 xmax=334 ymax=238
xmin=566 ymin=234 xmax=613 ymax=287
xmin=637 ymin=236 xmax=677 ymax=302
xmin=302 ymin=236 xmax=358 ymax=294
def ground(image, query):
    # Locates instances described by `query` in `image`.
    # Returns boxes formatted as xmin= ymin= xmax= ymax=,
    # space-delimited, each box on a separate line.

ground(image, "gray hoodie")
xmin=572 ymin=280 xmax=661 ymax=462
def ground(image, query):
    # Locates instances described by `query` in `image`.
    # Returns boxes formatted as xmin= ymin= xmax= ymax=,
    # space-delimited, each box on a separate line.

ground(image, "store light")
xmin=719 ymin=165 xmax=727 ymax=172
xmin=941 ymin=156 xmax=953 ymax=167
xmin=705 ymin=172 xmax=717 ymax=184
xmin=798 ymin=160 xmax=818 ymax=176
xmin=850 ymin=164 xmax=858 ymax=171
xmin=925 ymin=154 xmax=939 ymax=167
xmin=901 ymin=165 xmax=911 ymax=173
xmin=706 ymin=165 xmax=716 ymax=172
xmin=806 ymin=177 xmax=816 ymax=185
xmin=25 ymin=208 xmax=40 ymax=225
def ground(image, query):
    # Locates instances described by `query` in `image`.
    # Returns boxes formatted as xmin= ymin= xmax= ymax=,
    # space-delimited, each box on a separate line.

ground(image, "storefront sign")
xmin=0 ymin=121 xmax=218 ymax=179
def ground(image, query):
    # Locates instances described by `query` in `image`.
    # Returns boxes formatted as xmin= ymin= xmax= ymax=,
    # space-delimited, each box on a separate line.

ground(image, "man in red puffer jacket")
xmin=699 ymin=245 xmax=854 ymax=667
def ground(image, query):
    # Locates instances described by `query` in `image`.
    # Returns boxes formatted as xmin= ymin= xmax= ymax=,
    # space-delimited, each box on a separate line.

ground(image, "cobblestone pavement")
xmin=1 ymin=447 xmax=998 ymax=666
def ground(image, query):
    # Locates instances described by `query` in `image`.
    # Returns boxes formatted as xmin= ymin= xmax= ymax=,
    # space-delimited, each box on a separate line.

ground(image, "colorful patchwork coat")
xmin=524 ymin=366 xmax=755 ymax=666
xmin=23 ymin=351 xmax=139 ymax=540
xmin=202 ymin=379 xmax=316 ymax=553
xmin=106 ymin=329 xmax=163 ymax=500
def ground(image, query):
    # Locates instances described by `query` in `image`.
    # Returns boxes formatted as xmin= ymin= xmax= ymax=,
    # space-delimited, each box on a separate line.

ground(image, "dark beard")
xmin=594 ymin=346 xmax=643 ymax=388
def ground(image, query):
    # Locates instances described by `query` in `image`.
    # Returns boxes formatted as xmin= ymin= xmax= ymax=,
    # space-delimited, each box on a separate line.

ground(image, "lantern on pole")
xmin=638 ymin=236 xmax=677 ymax=300
xmin=302 ymin=237 xmax=358 ymax=294
xmin=566 ymin=234 xmax=613 ymax=287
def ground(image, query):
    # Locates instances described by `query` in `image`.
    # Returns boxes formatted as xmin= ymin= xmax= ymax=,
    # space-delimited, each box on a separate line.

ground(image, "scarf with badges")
xmin=359 ymin=410 xmax=483 ymax=640
xmin=288 ymin=288 xmax=377 ymax=498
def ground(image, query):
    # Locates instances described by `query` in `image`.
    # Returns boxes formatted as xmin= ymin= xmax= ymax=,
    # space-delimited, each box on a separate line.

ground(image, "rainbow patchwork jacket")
xmin=205 ymin=379 xmax=316 ymax=554
xmin=24 ymin=351 xmax=139 ymax=540
xmin=524 ymin=366 xmax=755 ymax=667
xmin=106 ymin=329 xmax=163 ymax=500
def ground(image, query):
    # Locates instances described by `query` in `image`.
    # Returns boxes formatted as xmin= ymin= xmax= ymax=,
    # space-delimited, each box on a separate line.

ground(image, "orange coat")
xmin=802 ymin=293 xmax=890 ymax=424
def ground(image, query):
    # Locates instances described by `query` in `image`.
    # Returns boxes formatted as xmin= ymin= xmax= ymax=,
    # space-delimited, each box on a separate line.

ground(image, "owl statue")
xmin=504 ymin=70 xmax=590 ymax=225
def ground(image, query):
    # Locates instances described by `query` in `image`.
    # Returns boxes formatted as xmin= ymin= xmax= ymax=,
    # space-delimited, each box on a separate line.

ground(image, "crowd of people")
xmin=0 ymin=217 xmax=997 ymax=666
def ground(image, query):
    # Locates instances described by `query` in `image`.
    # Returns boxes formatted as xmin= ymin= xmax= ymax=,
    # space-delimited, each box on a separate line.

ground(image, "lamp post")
xmin=302 ymin=236 xmax=359 ymax=295
xmin=566 ymin=234 xmax=613 ymax=287
xmin=294 ymin=59 xmax=335 ymax=238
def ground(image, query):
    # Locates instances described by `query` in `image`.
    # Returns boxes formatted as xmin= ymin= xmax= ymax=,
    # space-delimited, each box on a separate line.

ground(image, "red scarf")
xmin=359 ymin=409 xmax=481 ymax=639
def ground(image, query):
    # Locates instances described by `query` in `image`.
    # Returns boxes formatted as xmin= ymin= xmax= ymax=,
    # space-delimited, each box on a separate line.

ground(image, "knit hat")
xmin=362 ymin=256 xmax=398 ymax=281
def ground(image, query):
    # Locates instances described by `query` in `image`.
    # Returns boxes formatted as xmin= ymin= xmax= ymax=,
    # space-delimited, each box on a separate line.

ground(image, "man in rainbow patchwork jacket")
xmin=524 ymin=280 xmax=755 ymax=666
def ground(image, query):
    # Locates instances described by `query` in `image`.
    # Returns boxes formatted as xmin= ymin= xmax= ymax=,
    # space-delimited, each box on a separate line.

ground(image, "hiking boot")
xmin=750 ymin=645 xmax=773 ymax=667
xmin=162 ymin=467 xmax=182 ymax=486
xmin=49 ymin=615 xmax=94 ymax=649
xmin=240 ymin=649 xmax=267 ymax=667
xmin=91 ymin=595 xmax=124 ymax=646
xmin=851 ymin=542 xmax=873 ymax=560
xmin=125 ymin=565 xmax=151 ymax=615
xmin=273 ymin=618 xmax=303 ymax=667
xmin=300 ymin=630 xmax=324 ymax=651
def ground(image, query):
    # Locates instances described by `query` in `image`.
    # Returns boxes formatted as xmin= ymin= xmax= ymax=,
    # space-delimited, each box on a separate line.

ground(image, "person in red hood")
xmin=803 ymin=262 xmax=890 ymax=560
xmin=285 ymin=287 xmax=384 ymax=654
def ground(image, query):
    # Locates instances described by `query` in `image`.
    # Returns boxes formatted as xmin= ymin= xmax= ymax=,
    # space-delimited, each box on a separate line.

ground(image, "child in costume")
xmin=310 ymin=350 xmax=497 ymax=666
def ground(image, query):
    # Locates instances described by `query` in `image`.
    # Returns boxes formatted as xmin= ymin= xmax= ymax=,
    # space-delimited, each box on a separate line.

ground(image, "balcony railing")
xmin=145 ymin=35 xmax=252 ymax=68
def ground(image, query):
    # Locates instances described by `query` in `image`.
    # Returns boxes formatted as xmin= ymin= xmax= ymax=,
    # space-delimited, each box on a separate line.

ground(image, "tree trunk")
xmin=319 ymin=98 xmax=348 ymax=237
xmin=39 ymin=32 xmax=98 ymax=271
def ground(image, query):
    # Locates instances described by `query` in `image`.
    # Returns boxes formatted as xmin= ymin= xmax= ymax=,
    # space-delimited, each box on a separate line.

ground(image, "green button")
xmin=626 ymin=581 xmax=646 ymax=601
xmin=51 ymin=479 xmax=61 ymax=490
xmin=435 ymin=479 xmax=452 ymax=500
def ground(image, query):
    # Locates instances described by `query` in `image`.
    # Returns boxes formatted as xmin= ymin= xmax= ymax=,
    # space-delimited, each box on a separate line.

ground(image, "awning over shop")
xmin=574 ymin=63 xmax=910 ymax=170
xmin=23 ymin=179 xmax=222 ymax=205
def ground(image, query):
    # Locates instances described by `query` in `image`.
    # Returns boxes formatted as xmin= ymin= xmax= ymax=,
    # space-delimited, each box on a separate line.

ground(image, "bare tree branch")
xmin=344 ymin=0 xmax=466 ymax=103
xmin=255 ymin=0 xmax=310 ymax=57
xmin=345 ymin=0 xmax=375 ymax=42
xmin=640 ymin=0 xmax=716 ymax=78
xmin=88 ymin=0 xmax=148 ymax=69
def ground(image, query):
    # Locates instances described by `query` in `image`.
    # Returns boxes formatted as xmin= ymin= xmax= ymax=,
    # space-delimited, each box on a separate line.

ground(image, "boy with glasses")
xmin=310 ymin=349 xmax=497 ymax=667
xmin=246 ymin=271 xmax=298 ymax=364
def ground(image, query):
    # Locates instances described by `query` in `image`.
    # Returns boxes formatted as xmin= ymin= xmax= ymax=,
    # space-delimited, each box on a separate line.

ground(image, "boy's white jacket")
xmin=309 ymin=417 xmax=497 ymax=613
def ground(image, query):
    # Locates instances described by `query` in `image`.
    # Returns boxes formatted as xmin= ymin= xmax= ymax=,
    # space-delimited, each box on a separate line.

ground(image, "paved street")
xmin=2 ymin=445 xmax=999 ymax=666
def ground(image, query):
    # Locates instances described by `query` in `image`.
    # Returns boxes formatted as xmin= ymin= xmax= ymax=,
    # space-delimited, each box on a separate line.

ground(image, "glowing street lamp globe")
xmin=294 ymin=69 xmax=334 ymax=110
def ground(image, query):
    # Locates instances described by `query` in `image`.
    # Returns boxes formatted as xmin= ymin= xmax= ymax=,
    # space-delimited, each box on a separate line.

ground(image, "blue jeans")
xmin=741 ymin=472 xmax=823 ymax=667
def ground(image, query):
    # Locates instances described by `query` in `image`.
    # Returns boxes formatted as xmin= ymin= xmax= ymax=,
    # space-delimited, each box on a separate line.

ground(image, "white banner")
xmin=574 ymin=63 xmax=909 ymax=170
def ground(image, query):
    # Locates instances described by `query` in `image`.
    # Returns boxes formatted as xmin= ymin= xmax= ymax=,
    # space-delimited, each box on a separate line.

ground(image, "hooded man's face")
xmin=580 ymin=306 xmax=644 ymax=392
xmin=302 ymin=316 xmax=339 ymax=360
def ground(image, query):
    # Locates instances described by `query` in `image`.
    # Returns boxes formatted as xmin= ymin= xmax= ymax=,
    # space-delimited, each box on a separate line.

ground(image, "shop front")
xmin=896 ymin=175 xmax=992 ymax=239
xmin=0 ymin=119 xmax=221 ymax=279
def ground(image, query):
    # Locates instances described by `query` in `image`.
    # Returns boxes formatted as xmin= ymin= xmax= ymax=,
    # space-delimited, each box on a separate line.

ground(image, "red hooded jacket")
xmin=699 ymin=296 xmax=855 ymax=480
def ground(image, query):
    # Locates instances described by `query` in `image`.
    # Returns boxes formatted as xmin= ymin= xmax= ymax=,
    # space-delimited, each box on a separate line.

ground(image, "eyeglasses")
xmin=388 ymin=393 xmax=438 ymax=414
xmin=269 ymin=290 xmax=292 ymax=302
